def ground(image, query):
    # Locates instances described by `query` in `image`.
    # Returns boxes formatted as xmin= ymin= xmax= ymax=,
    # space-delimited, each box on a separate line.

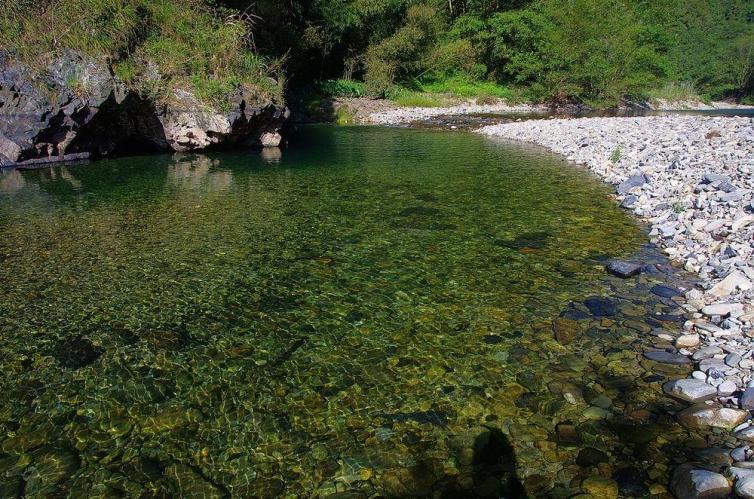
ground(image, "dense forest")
xmin=1 ymin=0 xmax=753 ymax=108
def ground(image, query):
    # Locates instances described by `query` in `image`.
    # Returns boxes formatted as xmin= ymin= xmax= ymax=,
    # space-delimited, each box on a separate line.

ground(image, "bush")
xmin=364 ymin=3 xmax=444 ymax=96
xmin=487 ymin=0 xmax=668 ymax=107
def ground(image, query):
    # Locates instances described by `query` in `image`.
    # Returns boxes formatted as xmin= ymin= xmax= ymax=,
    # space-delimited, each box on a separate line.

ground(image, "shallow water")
xmin=0 ymin=126 xmax=711 ymax=497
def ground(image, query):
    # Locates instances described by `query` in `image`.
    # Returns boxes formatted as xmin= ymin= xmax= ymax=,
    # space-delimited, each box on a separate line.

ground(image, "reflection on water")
xmin=0 ymin=126 xmax=713 ymax=497
xmin=168 ymin=154 xmax=234 ymax=192
xmin=261 ymin=147 xmax=283 ymax=164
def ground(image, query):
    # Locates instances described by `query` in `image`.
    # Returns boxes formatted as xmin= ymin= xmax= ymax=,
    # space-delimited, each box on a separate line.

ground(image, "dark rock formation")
xmin=0 ymin=51 xmax=289 ymax=168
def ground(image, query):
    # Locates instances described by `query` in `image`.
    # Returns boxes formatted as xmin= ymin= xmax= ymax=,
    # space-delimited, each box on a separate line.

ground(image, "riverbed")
xmin=0 ymin=125 xmax=724 ymax=497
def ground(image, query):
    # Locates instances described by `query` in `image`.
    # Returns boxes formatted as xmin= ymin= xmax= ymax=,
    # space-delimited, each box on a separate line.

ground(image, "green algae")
xmin=0 ymin=126 xmax=711 ymax=497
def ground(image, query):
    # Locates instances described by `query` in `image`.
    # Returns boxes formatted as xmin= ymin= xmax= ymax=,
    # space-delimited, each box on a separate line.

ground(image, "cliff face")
xmin=0 ymin=51 xmax=290 ymax=167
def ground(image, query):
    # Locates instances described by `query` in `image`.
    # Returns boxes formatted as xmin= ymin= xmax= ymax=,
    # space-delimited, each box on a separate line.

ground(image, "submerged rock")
xmin=643 ymin=350 xmax=691 ymax=365
xmin=552 ymin=318 xmax=581 ymax=345
xmin=166 ymin=464 xmax=224 ymax=498
xmin=650 ymin=284 xmax=681 ymax=298
xmin=23 ymin=448 xmax=80 ymax=496
xmin=584 ymin=296 xmax=617 ymax=317
xmin=606 ymin=261 xmax=642 ymax=278
xmin=581 ymin=476 xmax=619 ymax=498
xmin=576 ymin=447 xmax=609 ymax=467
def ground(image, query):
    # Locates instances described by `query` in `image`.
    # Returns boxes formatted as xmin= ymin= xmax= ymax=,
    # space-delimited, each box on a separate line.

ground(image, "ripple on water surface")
xmin=0 ymin=126 xmax=710 ymax=497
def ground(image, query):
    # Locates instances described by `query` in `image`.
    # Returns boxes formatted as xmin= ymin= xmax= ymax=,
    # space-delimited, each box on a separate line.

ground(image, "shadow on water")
xmin=364 ymin=426 xmax=526 ymax=499
xmin=440 ymin=428 xmax=526 ymax=499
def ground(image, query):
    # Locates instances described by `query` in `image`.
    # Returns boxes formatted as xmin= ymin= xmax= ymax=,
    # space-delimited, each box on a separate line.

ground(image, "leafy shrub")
xmin=364 ymin=3 xmax=444 ymax=96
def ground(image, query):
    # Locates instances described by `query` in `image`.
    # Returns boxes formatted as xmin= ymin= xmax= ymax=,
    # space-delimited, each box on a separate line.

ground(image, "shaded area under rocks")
xmin=0 ymin=51 xmax=290 ymax=168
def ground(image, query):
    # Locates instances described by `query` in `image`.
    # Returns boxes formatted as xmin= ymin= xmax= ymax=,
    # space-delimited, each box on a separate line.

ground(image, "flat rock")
xmin=678 ymin=404 xmax=749 ymax=429
xmin=735 ymin=427 xmax=754 ymax=442
xmin=693 ymin=346 xmax=723 ymax=361
xmin=676 ymin=333 xmax=700 ymax=348
xmin=606 ymin=261 xmax=642 ymax=278
xmin=663 ymin=379 xmax=717 ymax=403
xmin=702 ymin=173 xmax=732 ymax=185
xmin=671 ymin=465 xmax=731 ymax=499
xmin=644 ymin=350 xmax=691 ymax=365
xmin=698 ymin=358 xmax=727 ymax=372
xmin=718 ymin=380 xmax=738 ymax=396
xmin=651 ymin=284 xmax=681 ymax=298
xmin=707 ymin=271 xmax=752 ymax=298
xmin=702 ymin=303 xmax=744 ymax=317
xmin=725 ymin=352 xmax=742 ymax=367
xmin=616 ymin=174 xmax=649 ymax=195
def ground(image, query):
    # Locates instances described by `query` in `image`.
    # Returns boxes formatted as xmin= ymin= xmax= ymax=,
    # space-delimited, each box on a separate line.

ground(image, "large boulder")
xmin=0 ymin=51 xmax=289 ymax=167
xmin=0 ymin=50 xmax=122 ymax=164
xmin=158 ymin=88 xmax=289 ymax=152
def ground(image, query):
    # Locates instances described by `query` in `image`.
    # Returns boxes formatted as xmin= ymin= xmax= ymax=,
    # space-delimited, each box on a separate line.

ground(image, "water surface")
xmin=0 ymin=126 xmax=705 ymax=497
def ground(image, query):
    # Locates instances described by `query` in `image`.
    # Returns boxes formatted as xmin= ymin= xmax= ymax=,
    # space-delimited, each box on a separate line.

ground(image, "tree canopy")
xmin=244 ymin=0 xmax=754 ymax=106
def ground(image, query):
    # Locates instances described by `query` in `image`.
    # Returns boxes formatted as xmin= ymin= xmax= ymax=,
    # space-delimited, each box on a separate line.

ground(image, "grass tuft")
xmin=610 ymin=146 xmax=622 ymax=163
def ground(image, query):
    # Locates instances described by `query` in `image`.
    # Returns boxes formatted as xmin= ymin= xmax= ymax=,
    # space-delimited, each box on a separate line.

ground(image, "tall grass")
xmin=0 ymin=0 xmax=284 ymax=107
xmin=647 ymin=82 xmax=703 ymax=104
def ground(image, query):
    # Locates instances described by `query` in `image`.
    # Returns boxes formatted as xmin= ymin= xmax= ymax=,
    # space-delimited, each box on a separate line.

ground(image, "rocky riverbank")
xmin=0 ymin=51 xmax=290 ymax=168
xmin=479 ymin=115 xmax=754 ymax=497
xmin=367 ymin=101 xmax=549 ymax=125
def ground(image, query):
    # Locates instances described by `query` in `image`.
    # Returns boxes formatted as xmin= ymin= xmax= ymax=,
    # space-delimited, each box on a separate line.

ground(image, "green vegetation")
xmin=334 ymin=106 xmax=356 ymax=124
xmin=2 ymin=0 xmax=753 ymax=109
xmin=315 ymin=79 xmax=368 ymax=98
xmin=0 ymin=0 xmax=284 ymax=107
xmin=647 ymin=82 xmax=705 ymax=105
xmin=390 ymin=91 xmax=449 ymax=108
xmin=246 ymin=0 xmax=754 ymax=108
xmin=610 ymin=146 xmax=622 ymax=164
xmin=416 ymin=77 xmax=515 ymax=100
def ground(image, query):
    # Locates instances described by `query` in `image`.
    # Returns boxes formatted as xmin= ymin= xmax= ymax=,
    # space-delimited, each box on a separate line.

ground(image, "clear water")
xmin=0 ymin=126 xmax=707 ymax=497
